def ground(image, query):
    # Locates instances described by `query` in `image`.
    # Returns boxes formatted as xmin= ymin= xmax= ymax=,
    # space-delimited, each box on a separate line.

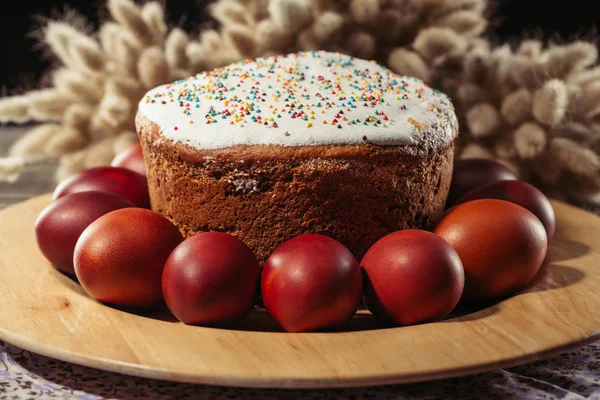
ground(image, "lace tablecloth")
xmin=1 ymin=339 xmax=599 ymax=399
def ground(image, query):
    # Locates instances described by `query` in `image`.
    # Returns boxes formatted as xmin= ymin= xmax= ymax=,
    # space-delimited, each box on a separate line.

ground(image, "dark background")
xmin=0 ymin=0 xmax=597 ymax=92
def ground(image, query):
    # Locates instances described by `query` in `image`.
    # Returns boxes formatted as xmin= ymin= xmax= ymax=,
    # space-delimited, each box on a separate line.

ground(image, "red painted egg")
xmin=447 ymin=159 xmax=518 ymax=206
xmin=53 ymin=166 xmax=150 ymax=208
xmin=361 ymin=229 xmax=464 ymax=326
xmin=453 ymin=180 xmax=556 ymax=241
xmin=433 ymin=199 xmax=548 ymax=303
xmin=162 ymin=232 xmax=260 ymax=326
xmin=74 ymin=208 xmax=183 ymax=309
xmin=261 ymin=234 xmax=362 ymax=333
xmin=34 ymin=191 xmax=135 ymax=276
xmin=111 ymin=143 xmax=146 ymax=177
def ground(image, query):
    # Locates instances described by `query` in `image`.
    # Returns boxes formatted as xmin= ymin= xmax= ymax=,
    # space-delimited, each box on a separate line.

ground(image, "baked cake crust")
xmin=135 ymin=51 xmax=458 ymax=262
xmin=136 ymin=114 xmax=454 ymax=262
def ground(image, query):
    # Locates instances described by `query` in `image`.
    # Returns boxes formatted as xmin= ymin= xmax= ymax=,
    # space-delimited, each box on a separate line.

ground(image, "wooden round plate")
xmin=0 ymin=194 xmax=599 ymax=389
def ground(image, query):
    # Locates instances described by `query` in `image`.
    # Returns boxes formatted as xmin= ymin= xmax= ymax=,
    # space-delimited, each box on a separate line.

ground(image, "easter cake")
xmin=135 ymin=50 xmax=458 ymax=262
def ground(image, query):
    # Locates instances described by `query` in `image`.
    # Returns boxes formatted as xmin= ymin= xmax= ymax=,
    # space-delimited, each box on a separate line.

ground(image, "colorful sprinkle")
xmin=141 ymin=51 xmax=455 ymax=144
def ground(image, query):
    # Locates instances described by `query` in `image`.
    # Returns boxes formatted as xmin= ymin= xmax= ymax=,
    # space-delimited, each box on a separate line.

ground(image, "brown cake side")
xmin=136 ymin=114 xmax=454 ymax=263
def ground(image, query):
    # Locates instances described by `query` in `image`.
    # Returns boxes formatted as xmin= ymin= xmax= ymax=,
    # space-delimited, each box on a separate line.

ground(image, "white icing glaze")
xmin=138 ymin=51 xmax=457 ymax=150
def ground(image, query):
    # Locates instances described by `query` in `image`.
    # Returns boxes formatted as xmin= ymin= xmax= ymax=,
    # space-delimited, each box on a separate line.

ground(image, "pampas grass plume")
xmin=210 ymin=0 xmax=247 ymax=25
xmin=0 ymin=96 xmax=30 ymax=124
xmin=466 ymin=103 xmax=500 ymax=137
xmin=345 ymin=31 xmax=376 ymax=60
xmin=0 ymin=156 xmax=25 ymax=183
xmin=63 ymin=104 xmax=93 ymax=131
xmin=349 ymin=0 xmax=379 ymax=24
xmin=514 ymin=122 xmax=547 ymax=159
xmin=533 ymin=79 xmax=568 ymax=126
xmin=268 ymin=0 xmax=312 ymax=33
xmin=84 ymin=137 xmax=117 ymax=168
xmin=437 ymin=10 xmax=487 ymax=37
xmin=99 ymin=22 xmax=121 ymax=60
xmin=141 ymin=1 xmax=167 ymax=45
xmin=517 ymin=40 xmax=542 ymax=59
xmin=55 ymin=150 xmax=86 ymax=182
xmin=388 ymin=48 xmax=430 ymax=82
xmin=52 ymin=69 xmax=102 ymax=104
xmin=113 ymin=131 xmax=139 ymax=154
xmin=165 ymin=28 xmax=190 ymax=71
xmin=413 ymin=27 xmax=467 ymax=60
xmin=460 ymin=142 xmax=495 ymax=160
xmin=493 ymin=134 xmax=518 ymax=158
xmin=45 ymin=127 xmax=88 ymax=156
xmin=312 ymin=12 xmax=344 ymax=42
xmin=550 ymin=137 xmax=600 ymax=176
xmin=545 ymin=42 xmax=598 ymax=79
xmin=580 ymin=80 xmax=600 ymax=118
xmin=501 ymin=88 xmax=532 ymax=125
xmin=70 ymin=36 xmax=106 ymax=74
xmin=108 ymin=0 xmax=153 ymax=46
xmin=255 ymin=20 xmax=293 ymax=53
xmin=456 ymin=83 xmax=487 ymax=108
xmin=9 ymin=124 xmax=60 ymax=157
xmin=137 ymin=47 xmax=169 ymax=89
xmin=224 ymin=25 xmax=256 ymax=58
xmin=27 ymin=89 xmax=73 ymax=121
xmin=44 ymin=22 xmax=87 ymax=69
xmin=114 ymin=30 xmax=142 ymax=77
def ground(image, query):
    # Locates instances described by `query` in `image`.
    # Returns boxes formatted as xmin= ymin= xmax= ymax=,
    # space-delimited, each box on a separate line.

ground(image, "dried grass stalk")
xmin=99 ymin=22 xmax=121 ymax=61
xmin=532 ymin=79 xmax=568 ymax=126
xmin=345 ymin=31 xmax=376 ymax=60
xmin=466 ymin=103 xmax=500 ymax=137
xmin=312 ymin=12 xmax=344 ymax=42
xmin=9 ymin=124 xmax=60 ymax=157
xmin=44 ymin=22 xmax=88 ymax=69
xmin=224 ymin=25 xmax=257 ymax=58
xmin=63 ymin=104 xmax=93 ymax=131
xmin=413 ymin=27 xmax=467 ymax=60
xmin=0 ymin=96 xmax=30 ymax=124
xmin=514 ymin=122 xmax=547 ymax=159
xmin=114 ymin=30 xmax=142 ymax=77
xmin=349 ymin=0 xmax=380 ymax=24
xmin=52 ymin=69 xmax=102 ymax=104
xmin=0 ymin=156 xmax=25 ymax=183
xmin=138 ymin=47 xmax=169 ymax=88
xmin=501 ymin=89 xmax=532 ymax=126
xmin=27 ymin=89 xmax=73 ymax=121
xmin=268 ymin=0 xmax=312 ymax=33
xmin=55 ymin=150 xmax=87 ymax=182
xmin=70 ymin=36 xmax=106 ymax=74
xmin=545 ymin=42 xmax=598 ymax=80
xmin=388 ymin=48 xmax=430 ymax=82
xmin=460 ymin=142 xmax=495 ymax=160
xmin=108 ymin=0 xmax=154 ymax=46
xmin=113 ymin=130 xmax=139 ymax=154
xmin=255 ymin=20 xmax=293 ymax=53
xmin=84 ymin=137 xmax=117 ymax=168
xmin=456 ymin=83 xmax=487 ymax=108
xmin=45 ymin=127 xmax=88 ymax=156
xmin=437 ymin=10 xmax=487 ymax=37
xmin=517 ymin=40 xmax=542 ymax=59
xmin=210 ymin=0 xmax=247 ymax=25
xmin=165 ymin=28 xmax=190 ymax=72
xmin=549 ymin=137 xmax=600 ymax=176
xmin=141 ymin=1 xmax=167 ymax=45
